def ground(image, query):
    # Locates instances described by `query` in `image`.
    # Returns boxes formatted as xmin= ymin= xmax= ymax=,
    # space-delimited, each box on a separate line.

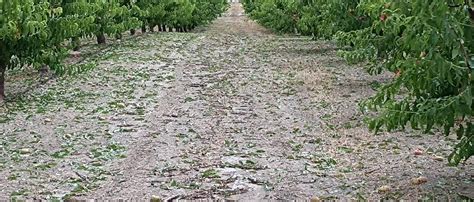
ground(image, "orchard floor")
xmin=0 ymin=3 xmax=473 ymax=200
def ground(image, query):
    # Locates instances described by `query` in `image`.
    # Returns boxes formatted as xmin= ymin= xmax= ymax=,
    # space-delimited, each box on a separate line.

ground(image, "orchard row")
xmin=243 ymin=0 xmax=474 ymax=165
xmin=0 ymin=0 xmax=228 ymax=99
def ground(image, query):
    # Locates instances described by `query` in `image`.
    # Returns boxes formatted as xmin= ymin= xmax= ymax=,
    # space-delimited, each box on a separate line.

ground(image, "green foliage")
xmin=0 ymin=0 xmax=51 ymax=70
xmin=243 ymin=0 xmax=300 ymax=33
xmin=136 ymin=0 xmax=228 ymax=31
xmin=244 ymin=0 xmax=474 ymax=164
xmin=136 ymin=0 xmax=166 ymax=28
xmin=243 ymin=0 xmax=368 ymax=36
xmin=91 ymin=0 xmax=141 ymax=42
xmin=0 ymin=0 xmax=227 ymax=99
xmin=337 ymin=0 xmax=474 ymax=165
xmin=196 ymin=0 xmax=230 ymax=23
xmin=42 ymin=0 xmax=96 ymax=74
xmin=298 ymin=0 xmax=370 ymax=39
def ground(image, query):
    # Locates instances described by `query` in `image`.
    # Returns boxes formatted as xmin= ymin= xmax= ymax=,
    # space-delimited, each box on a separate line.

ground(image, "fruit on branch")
xmin=379 ymin=13 xmax=388 ymax=22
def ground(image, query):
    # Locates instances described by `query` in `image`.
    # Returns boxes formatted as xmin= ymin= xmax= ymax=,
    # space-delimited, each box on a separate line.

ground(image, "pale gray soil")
xmin=0 ymin=3 xmax=472 ymax=200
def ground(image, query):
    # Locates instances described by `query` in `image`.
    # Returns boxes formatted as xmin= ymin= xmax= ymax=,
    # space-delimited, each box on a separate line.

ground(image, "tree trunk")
xmin=158 ymin=25 xmax=163 ymax=32
xmin=184 ymin=27 xmax=188 ymax=32
xmin=162 ymin=25 xmax=166 ymax=32
xmin=469 ymin=7 xmax=474 ymax=22
xmin=149 ymin=24 xmax=154 ymax=32
xmin=0 ymin=68 xmax=5 ymax=102
xmin=97 ymin=33 xmax=106 ymax=44
xmin=169 ymin=27 xmax=173 ymax=32
xmin=130 ymin=29 xmax=136 ymax=35
xmin=72 ymin=37 xmax=81 ymax=51
xmin=39 ymin=65 xmax=49 ymax=84
xmin=141 ymin=25 xmax=147 ymax=33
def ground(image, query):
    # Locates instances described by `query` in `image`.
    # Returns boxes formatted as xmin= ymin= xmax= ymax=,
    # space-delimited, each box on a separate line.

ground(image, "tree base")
xmin=0 ymin=70 xmax=4 ymax=104
xmin=72 ymin=37 xmax=81 ymax=51
xmin=0 ymin=95 xmax=4 ymax=107
xmin=39 ymin=65 xmax=49 ymax=84
xmin=97 ymin=34 xmax=106 ymax=44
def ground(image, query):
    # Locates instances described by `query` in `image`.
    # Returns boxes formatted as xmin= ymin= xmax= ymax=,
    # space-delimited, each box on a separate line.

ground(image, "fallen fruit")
xmin=414 ymin=149 xmax=423 ymax=155
xmin=310 ymin=197 xmax=321 ymax=202
xmin=395 ymin=70 xmax=402 ymax=78
xmin=411 ymin=176 xmax=428 ymax=185
xmin=420 ymin=51 xmax=426 ymax=58
xmin=378 ymin=185 xmax=391 ymax=193
xmin=380 ymin=14 xmax=388 ymax=22
xmin=151 ymin=195 xmax=161 ymax=202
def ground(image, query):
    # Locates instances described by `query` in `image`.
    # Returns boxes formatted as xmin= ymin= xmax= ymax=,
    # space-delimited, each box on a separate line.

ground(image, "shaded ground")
xmin=0 ymin=3 xmax=473 ymax=200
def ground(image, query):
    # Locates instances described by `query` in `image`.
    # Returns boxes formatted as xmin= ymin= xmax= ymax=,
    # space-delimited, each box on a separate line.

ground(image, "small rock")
xmin=150 ymin=195 xmax=161 ymax=202
xmin=98 ymin=116 xmax=106 ymax=121
xmin=411 ymin=176 xmax=428 ymax=185
xmin=52 ymin=193 xmax=66 ymax=199
xmin=433 ymin=156 xmax=444 ymax=161
xmin=333 ymin=172 xmax=345 ymax=178
xmin=221 ymin=156 xmax=247 ymax=165
xmin=70 ymin=51 xmax=81 ymax=57
xmin=116 ymin=103 xmax=126 ymax=108
xmin=19 ymin=148 xmax=31 ymax=154
xmin=310 ymin=197 xmax=321 ymax=202
xmin=44 ymin=118 xmax=52 ymax=123
xmin=377 ymin=185 xmax=391 ymax=193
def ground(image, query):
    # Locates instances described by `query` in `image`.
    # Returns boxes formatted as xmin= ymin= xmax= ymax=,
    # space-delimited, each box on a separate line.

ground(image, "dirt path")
xmin=0 ymin=3 xmax=472 ymax=200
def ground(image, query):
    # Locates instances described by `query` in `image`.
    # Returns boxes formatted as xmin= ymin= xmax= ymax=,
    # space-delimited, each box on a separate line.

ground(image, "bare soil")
xmin=0 ymin=3 xmax=472 ymax=200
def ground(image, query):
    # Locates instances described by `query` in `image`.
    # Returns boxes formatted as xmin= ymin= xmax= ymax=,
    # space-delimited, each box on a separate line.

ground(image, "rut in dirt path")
xmin=0 ymin=3 xmax=472 ymax=200
xmin=85 ymin=3 xmax=281 ymax=199
xmin=87 ymin=3 xmax=473 ymax=200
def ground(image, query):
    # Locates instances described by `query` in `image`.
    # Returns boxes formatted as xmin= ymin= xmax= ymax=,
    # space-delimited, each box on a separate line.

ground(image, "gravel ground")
xmin=0 ymin=3 xmax=472 ymax=200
